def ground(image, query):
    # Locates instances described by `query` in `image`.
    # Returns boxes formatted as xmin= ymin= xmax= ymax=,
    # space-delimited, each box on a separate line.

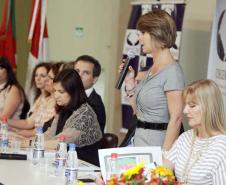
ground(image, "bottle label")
xmin=1 ymin=138 xmax=8 ymax=153
xmin=55 ymin=157 xmax=66 ymax=167
xmin=32 ymin=149 xmax=44 ymax=165
xmin=65 ymin=168 xmax=77 ymax=184
xmin=1 ymin=138 xmax=8 ymax=146
xmin=54 ymin=158 xmax=66 ymax=176
xmin=33 ymin=149 xmax=44 ymax=159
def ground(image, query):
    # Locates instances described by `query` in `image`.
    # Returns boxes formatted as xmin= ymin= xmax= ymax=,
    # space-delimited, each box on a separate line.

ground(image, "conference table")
xmin=0 ymin=131 xmax=100 ymax=185
xmin=0 ymin=152 xmax=99 ymax=185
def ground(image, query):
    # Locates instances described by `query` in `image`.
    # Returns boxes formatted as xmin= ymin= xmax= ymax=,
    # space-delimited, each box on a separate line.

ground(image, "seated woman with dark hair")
xmin=45 ymin=69 xmax=102 ymax=166
xmin=0 ymin=57 xmax=29 ymax=119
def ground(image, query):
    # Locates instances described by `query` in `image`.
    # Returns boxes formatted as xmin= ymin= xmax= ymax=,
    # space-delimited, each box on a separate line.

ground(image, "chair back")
xmin=101 ymin=133 xmax=118 ymax=148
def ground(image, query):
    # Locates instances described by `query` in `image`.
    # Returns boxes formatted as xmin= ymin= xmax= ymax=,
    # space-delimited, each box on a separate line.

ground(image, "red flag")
xmin=0 ymin=0 xmax=16 ymax=69
xmin=25 ymin=0 xmax=49 ymax=103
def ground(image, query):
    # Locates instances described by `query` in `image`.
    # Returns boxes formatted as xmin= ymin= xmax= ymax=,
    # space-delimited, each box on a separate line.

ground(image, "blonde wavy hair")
xmin=183 ymin=79 xmax=226 ymax=136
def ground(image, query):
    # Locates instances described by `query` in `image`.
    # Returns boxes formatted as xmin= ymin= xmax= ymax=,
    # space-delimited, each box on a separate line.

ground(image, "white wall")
xmin=179 ymin=0 xmax=216 ymax=129
xmin=47 ymin=0 xmax=120 ymax=98
xmin=180 ymin=0 xmax=216 ymax=85
xmin=47 ymin=0 xmax=131 ymax=134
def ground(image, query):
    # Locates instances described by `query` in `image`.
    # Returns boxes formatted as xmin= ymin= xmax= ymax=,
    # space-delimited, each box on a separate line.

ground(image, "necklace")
xmin=181 ymin=131 xmax=209 ymax=183
xmin=148 ymin=71 xmax=152 ymax=76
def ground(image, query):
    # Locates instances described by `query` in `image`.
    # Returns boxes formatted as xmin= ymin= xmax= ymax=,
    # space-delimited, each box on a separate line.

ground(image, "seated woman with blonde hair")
xmin=163 ymin=79 xmax=226 ymax=184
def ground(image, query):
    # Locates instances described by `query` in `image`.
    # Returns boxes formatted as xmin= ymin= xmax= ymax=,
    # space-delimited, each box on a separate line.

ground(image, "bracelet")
xmin=126 ymin=91 xmax=135 ymax=98
xmin=162 ymin=149 xmax=168 ymax=158
xmin=127 ymin=94 xmax=134 ymax=98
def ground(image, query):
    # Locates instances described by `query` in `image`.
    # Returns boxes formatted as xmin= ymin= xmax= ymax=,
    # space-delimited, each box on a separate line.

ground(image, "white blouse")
xmin=0 ymin=83 xmax=23 ymax=119
xmin=165 ymin=129 xmax=226 ymax=185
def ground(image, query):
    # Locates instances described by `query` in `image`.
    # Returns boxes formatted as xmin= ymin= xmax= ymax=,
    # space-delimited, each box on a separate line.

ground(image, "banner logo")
xmin=217 ymin=10 xmax=226 ymax=62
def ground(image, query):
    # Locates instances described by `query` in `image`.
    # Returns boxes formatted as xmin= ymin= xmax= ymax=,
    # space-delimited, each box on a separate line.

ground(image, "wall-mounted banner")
xmin=208 ymin=0 xmax=226 ymax=111
xmin=121 ymin=1 xmax=186 ymax=131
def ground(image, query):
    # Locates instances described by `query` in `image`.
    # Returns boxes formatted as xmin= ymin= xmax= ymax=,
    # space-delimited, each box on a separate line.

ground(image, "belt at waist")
xmin=137 ymin=120 xmax=168 ymax=130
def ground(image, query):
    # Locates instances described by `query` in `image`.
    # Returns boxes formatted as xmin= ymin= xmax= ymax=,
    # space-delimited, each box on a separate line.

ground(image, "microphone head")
xmin=127 ymin=50 xmax=136 ymax=59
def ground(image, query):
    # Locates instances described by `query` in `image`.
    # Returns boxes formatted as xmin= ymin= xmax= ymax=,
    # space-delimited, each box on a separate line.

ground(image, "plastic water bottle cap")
xmin=69 ymin=143 xmax=76 ymax=150
xmin=0 ymin=115 xmax=8 ymax=122
xmin=59 ymin=134 xmax=65 ymax=141
xmin=111 ymin=153 xmax=118 ymax=158
xmin=36 ymin=127 xmax=43 ymax=133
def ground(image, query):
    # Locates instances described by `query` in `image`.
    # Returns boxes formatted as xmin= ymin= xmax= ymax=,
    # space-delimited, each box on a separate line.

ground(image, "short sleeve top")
xmin=135 ymin=62 xmax=184 ymax=123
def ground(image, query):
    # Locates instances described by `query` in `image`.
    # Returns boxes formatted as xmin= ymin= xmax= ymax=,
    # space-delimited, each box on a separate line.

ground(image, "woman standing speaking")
xmin=124 ymin=10 xmax=185 ymax=150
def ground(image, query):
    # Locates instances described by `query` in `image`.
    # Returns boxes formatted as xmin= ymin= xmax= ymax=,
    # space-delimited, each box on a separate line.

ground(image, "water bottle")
xmin=0 ymin=116 xmax=8 ymax=153
xmin=109 ymin=153 xmax=119 ymax=179
xmin=55 ymin=134 xmax=67 ymax=176
xmin=32 ymin=127 xmax=45 ymax=165
xmin=65 ymin=143 xmax=78 ymax=185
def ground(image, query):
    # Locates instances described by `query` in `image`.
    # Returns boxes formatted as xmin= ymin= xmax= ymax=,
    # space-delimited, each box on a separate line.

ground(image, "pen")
xmin=78 ymin=169 xmax=101 ymax=172
xmin=78 ymin=178 xmax=94 ymax=183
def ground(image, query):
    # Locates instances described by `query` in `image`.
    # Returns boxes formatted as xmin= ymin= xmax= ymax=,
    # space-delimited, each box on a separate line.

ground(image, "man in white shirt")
xmin=74 ymin=55 xmax=106 ymax=133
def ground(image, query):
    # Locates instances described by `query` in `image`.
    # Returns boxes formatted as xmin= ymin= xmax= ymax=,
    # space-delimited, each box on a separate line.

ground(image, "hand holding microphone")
xmin=115 ymin=51 xmax=136 ymax=89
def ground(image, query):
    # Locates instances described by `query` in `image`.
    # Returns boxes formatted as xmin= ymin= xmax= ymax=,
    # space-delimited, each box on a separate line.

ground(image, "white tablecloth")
xmin=0 ymin=158 xmax=98 ymax=185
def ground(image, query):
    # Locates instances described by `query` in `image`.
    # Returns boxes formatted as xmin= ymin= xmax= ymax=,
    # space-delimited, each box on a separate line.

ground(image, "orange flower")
xmin=106 ymin=165 xmax=185 ymax=185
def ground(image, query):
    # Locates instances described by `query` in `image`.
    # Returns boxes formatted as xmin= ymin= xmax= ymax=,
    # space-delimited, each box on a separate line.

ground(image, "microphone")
xmin=115 ymin=50 xmax=136 ymax=89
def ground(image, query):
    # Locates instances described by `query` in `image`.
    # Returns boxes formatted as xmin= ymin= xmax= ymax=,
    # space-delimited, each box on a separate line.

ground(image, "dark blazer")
xmin=88 ymin=89 xmax=106 ymax=134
